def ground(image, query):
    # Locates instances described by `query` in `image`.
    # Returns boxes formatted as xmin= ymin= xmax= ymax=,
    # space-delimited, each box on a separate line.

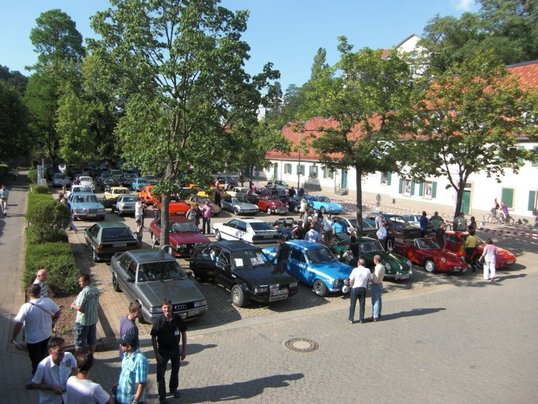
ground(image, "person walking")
xmin=71 ymin=274 xmax=100 ymax=354
xmin=201 ymin=201 xmax=215 ymax=235
xmin=0 ymin=184 xmax=9 ymax=216
xmin=348 ymin=258 xmax=372 ymax=324
xmin=33 ymin=268 xmax=50 ymax=298
xmin=115 ymin=334 xmax=148 ymax=404
xmin=135 ymin=198 xmax=145 ymax=227
xmin=11 ymin=284 xmax=62 ymax=377
xmin=66 ymin=352 xmax=113 ymax=404
xmin=119 ymin=301 xmax=141 ymax=358
xmin=30 ymin=337 xmax=77 ymax=404
xmin=419 ymin=211 xmax=428 ymax=237
xmin=481 ymin=239 xmax=497 ymax=282
xmin=274 ymin=237 xmax=291 ymax=272
xmin=151 ymin=299 xmax=187 ymax=402
xmin=298 ymin=197 xmax=308 ymax=221
xmin=462 ymin=229 xmax=479 ymax=272
xmin=370 ymin=255 xmax=385 ymax=322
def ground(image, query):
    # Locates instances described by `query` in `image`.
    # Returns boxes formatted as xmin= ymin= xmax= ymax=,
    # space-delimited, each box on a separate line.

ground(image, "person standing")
xmin=151 ymin=299 xmax=187 ymax=402
xmin=135 ymin=198 xmax=145 ymax=227
xmin=30 ymin=337 xmax=77 ymax=404
xmin=500 ymin=201 xmax=509 ymax=221
xmin=134 ymin=219 xmax=144 ymax=243
xmin=332 ymin=216 xmax=345 ymax=236
xmin=66 ymin=352 xmax=113 ymax=404
xmin=201 ymin=201 xmax=215 ymax=235
xmin=186 ymin=204 xmax=199 ymax=228
xmin=481 ymin=239 xmax=497 ymax=282
xmin=274 ymin=237 xmax=291 ymax=272
xmin=119 ymin=301 xmax=141 ymax=358
xmin=419 ymin=211 xmax=428 ymax=237
xmin=322 ymin=214 xmax=334 ymax=244
xmin=115 ymin=334 xmax=148 ymax=404
xmin=33 ymin=268 xmax=50 ymax=298
xmin=298 ymin=197 xmax=308 ymax=220
xmin=454 ymin=212 xmax=467 ymax=231
xmin=462 ymin=229 xmax=479 ymax=272
xmin=0 ymin=184 xmax=9 ymax=216
xmin=429 ymin=211 xmax=444 ymax=230
xmin=435 ymin=222 xmax=447 ymax=247
xmin=348 ymin=258 xmax=372 ymax=324
xmin=214 ymin=187 xmax=222 ymax=207
xmin=468 ymin=216 xmax=478 ymax=232
xmin=370 ymin=255 xmax=385 ymax=321
xmin=71 ymin=274 xmax=100 ymax=354
xmin=304 ymin=227 xmax=321 ymax=243
xmin=376 ymin=221 xmax=388 ymax=250
xmin=11 ymin=284 xmax=61 ymax=377
xmin=374 ymin=211 xmax=384 ymax=229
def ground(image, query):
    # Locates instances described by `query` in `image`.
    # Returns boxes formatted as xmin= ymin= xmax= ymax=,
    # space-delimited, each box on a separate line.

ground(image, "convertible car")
xmin=393 ymin=237 xmax=467 ymax=273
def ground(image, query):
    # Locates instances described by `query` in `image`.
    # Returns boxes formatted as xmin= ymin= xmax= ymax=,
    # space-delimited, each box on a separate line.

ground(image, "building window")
xmin=322 ymin=166 xmax=333 ymax=179
xmin=284 ymin=163 xmax=292 ymax=174
xmin=403 ymin=179 xmax=412 ymax=195
xmin=309 ymin=165 xmax=318 ymax=178
xmin=297 ymin=164 xmax=305 ymax=175
xmin=529 ymin=191 xmax=537 ymax=211
xmin=380 ymin=172 xmax=392 ymax=185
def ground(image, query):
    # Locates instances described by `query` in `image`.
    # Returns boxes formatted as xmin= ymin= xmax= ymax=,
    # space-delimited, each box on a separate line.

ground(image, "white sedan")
xmin=212 ymin=218 xmax=281 ymax=244
xmin=78 ymin=175 xmax=96 ymax=192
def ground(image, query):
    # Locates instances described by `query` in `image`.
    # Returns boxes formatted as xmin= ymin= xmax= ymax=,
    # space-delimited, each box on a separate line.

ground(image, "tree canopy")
xmin=0 ymin=82 xmax=30 ymax=162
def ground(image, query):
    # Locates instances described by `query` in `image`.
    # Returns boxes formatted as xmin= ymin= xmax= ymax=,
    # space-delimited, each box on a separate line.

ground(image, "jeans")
xmin=157 ymin=347 xmax=181 ymax=400
xmin=370 ymin=283 xmax=383 ymax=319
xmin=202 ymin=217 xmax=211 ymax=234
xmin=348 ymin=287 xmax=367 ymax=322
xmin=27 ymin=337 xmax=50 ymax=375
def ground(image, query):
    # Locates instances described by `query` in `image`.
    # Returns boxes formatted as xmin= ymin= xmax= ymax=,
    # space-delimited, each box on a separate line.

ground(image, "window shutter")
xmin=529 ymin=191 xmax=536 ymax=211
xmin=387 ymin=172 xmax=392 ymax=185
xmin=432 ymin=182 xmax=437 ymax=198
xmin=399 ymin=178 xmax=403 ymax=194
xmin=419 ymin=182 xmax=424 ymax=196
xmin=410 ymin=180 xmax=415 ymax=196
xmin=501 ymin=188 xmax=514 ymax=208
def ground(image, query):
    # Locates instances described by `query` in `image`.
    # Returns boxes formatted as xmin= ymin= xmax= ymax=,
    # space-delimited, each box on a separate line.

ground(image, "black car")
xmin=189 ymin=240 xmax=298 ymax=307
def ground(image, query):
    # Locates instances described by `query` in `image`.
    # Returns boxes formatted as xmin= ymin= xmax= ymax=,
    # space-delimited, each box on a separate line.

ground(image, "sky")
xmin=0 ymin=0 xmax=479 ymax=90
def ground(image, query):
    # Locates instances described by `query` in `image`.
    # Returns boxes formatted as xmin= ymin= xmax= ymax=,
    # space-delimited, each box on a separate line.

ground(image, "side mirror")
xmin=126 ymin=276 xmax=134 ymax=283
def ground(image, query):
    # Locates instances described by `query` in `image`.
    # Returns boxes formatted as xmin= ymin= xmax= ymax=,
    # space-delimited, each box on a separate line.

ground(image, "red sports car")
xmin=157 ymin=196 xmax=190 ymax=217
xmin=257 ymin=197 xmax=288 ymax=215
xmin=149 ymin=217 xmax=209 ymax=258
xmin=393 ymin=238 xmax=468 ymax=273
xmin=443 ymin=231 xmax=517 ymax=269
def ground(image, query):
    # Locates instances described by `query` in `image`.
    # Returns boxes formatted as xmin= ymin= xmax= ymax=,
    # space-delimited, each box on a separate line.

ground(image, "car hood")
xmin=169 ymin=232 xmax=209 ymax=244
xmin=137 ymin=279 xmax=204 ymax=307
xmin=71 ymin=202 xmax=104 ymax=209
xmin=236 ymin=202 xmax=259 ymax=210
xmin=309 ymin=261 xmax=353 ymax=279
xmin=235 ymin=265 xmax=296 ymax=285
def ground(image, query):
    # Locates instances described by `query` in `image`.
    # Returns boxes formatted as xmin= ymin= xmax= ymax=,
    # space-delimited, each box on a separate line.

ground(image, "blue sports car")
xmin=263 ymin=240 xmax=352 ymax=296
xmin=305 ymin=195 xmax=343 ymax=214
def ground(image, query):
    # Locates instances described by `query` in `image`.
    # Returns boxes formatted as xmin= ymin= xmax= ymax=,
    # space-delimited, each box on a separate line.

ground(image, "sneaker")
xmin=348 ymin=320 xmax=353 ymax=324
xmin=173 ymin=390 xmax=181 ymax=398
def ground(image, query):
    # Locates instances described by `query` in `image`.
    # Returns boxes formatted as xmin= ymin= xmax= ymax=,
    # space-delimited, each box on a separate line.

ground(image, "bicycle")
xmin=483 ymin=210 xmax=514 ymax=225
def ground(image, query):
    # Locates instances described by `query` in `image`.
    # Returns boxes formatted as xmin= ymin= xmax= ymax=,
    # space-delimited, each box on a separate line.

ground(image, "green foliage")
xmin=32 ymin=184 xmax=50 ymax=194
xmin=26 ymin=191 xmax=70 ymax=242
xmin=0 ymin=65 xmax=28 ymax=95
xmin=28 ymin=167 xmax=38 ymax=183
xmin=0 ymin=81 xmax=31 ymax=162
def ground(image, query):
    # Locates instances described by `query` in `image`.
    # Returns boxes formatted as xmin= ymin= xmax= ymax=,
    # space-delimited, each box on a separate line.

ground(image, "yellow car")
xmin=103 ymin=186 xmax=130 ymax=209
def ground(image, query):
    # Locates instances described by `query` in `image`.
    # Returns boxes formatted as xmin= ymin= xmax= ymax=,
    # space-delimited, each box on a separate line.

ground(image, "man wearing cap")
xmin=151 ymin=299 xmax=187 ymax=402
xmin=116 ymin=334 xmax=147 ymax=404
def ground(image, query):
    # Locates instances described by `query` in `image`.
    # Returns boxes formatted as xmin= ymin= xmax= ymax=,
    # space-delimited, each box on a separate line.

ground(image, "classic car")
xmin=52 ymin=173 xmax=71 ymax=188
xmin=78 ymin=175 xmax=96 ymax=192
xmin=273 ymin=217 xmax=296 ymax=240
xmin=333 ymin=216 xmax=378 ymax=238
xmin=266 ymin=180 xmax=289 ymax=189
xmin=138 ymin=185 xmax=159 ymax=205
xmin=213 ymin=218 xmax=281 ymax=244
xmin=257 ymin=197 xmax=288 ymax=215
xmin=365 ymin=213 xmax=421 ymax=239
xmin=68 ymin=192 xmax=106 ymax=221
xmin=66 ymin=185 xmax=92 ymax=198
xmin=402 ymin=214 xmax=421 ymax=228
xmin=102 ymin=186 xmax=131 ymax=208
xmin=189 ymin=240 xmax=298 ymax=306
xmin=112 ymin=194 xmax=138 ymax=216
xmin=328 ymin=234 xmax=413 ymax=281
xmin=109 ymin=249 xmax=207 ymax=322
xmin=305 ymin=195 xmax=343 ymax=214
xmin=149 ymin=217 xmax=209 ymax=258
xmin=227 ymin=186 xmax=250 ymax=197
xmin=443 ymin=231 xmax=517 ymax=269
xmin=131 ymin=177 xmax=149 ymax=192
xmin=185 ymin=194 xmax=221 ymax=215
xmin=393 ymin=237 xmax=467 ymax=273
xmin=85 ymin=221 xmax=140 ymax=262
xmin=263 ymin=240 xmax=353 ymax=296
xmin=220 ymin=195 xmax=259 ymax=215
xmin=157 ymin=196 xmax=190 ymax=217
xmin=98 ymin=175 xmax=121 ymax=192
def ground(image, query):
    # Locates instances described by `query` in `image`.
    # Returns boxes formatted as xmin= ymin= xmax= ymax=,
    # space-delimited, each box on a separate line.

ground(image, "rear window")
xmin=102 ymin=227 xmax=135 ymax=241
xmin=249 ymin=222 xmax=273 ymax=231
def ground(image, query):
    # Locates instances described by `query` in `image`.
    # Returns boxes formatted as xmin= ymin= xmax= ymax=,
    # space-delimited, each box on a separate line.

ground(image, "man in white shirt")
xmin=66 ymin=352 xmax=112 ymax=404
xmin=370 ymin=255 xmax=385 ymax=321
xmin=348 ymin=258 xmax=372 ymax=324
xmin=304 ymin=227 xmax=321 ymax=243
xmin=31 ymin=337 xmax=77 ymax=404
xmin=322 ymin=214 xmax=334 ymax=244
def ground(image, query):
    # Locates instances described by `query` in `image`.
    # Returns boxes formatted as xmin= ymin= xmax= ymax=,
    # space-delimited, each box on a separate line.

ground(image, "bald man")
xmin=33 ymin=269 xmax=49 ymax=298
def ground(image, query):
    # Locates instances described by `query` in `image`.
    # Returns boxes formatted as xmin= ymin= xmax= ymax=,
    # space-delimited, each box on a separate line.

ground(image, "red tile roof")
xmin=507 ymin=60 xmax=538 ymax=88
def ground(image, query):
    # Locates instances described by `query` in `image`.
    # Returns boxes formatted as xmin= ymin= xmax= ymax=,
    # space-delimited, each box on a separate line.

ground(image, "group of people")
xmin=285 ymin=212 xmax=348 ymax=245
xmin=348 ymin=256 xmax=385 ymax=324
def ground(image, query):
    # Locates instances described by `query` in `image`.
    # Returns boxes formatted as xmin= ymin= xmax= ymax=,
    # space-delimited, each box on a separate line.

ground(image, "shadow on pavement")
xmin=381 ymin=307 xmax=446 ymax=322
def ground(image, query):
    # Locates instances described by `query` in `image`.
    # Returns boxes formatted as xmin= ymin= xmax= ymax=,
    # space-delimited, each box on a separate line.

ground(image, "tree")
xmin=0 ymin=65 xmax=28 ymax=95
xmin=0 ymin=82 xmax=30 ymax=162
xmin=300 ymin=38 xmax=414 ymax=235
xmin=90 ymin=0 xmax=278 ymax=245
xmin=405 ymin=51 xmax=536 ymax=218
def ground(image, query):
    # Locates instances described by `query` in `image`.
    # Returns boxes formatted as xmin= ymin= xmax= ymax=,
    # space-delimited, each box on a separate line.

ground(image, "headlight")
xmin=406 ymin=259 xmax=412 ymax=267
xmin=332 ymin=279 xmax=341 ymax=288
xmin=177 ymin=244 xmax=187 ymax=249
xmin=441 ymin=257 xmax=447 ymax=263
xmin=254 ymin=286 xmax=269 ymax=294
xmin=290 ymin=282 xmax=298 ymax=288
xmin=194 ymin=300 xmax=206 ymax=308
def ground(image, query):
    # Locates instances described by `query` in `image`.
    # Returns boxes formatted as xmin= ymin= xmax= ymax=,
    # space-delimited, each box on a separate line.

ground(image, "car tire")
xmin=313 ymin=279 xmax=328 ymax=297
xmin=233 ymin=207 xmax=240 ymax=215
xmin=112 ymin=274 xmax=121 ymax=292
xmin=215 ymin=230 xmax=222 ymax=241
xmin=231 ymin=284 xmax=248 ymax=307
xmin=425 ymin=259 xmax=436 ymax=273
xmin=92 ymin=248 xmax=99 ymax=263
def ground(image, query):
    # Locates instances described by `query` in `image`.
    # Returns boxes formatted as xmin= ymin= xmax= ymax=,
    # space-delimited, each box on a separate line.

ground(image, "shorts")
xmin=74 ymin=323 xmax=97 ymax=348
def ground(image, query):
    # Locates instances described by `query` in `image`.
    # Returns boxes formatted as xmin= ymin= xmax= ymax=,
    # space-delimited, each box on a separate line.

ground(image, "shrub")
xmin=32 ymin=184 xmax=50 ymax=194
xmin=26 ymin=195 xmax=70 ymax=242
xmin=28 ymin=167 xmax=37 ymax=183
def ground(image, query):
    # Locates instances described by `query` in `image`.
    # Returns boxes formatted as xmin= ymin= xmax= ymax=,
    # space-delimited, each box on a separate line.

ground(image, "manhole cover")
xmin=284 ymin=338 xmax=319 ymax=352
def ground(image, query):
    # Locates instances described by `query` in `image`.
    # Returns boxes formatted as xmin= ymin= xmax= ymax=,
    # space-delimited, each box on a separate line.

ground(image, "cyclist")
xmin=491 ymin=198 xmax=499 ymax=215
xmin=500 ymin=201 xmax=510 ymax=222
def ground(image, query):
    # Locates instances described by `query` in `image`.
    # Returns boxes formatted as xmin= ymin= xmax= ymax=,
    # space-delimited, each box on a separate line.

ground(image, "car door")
xmin=115 ymin=254 xmax=134 ymax=293
xmin=221 ymin=196 xmax=232 ymax=212
xmin=220 ymin=220 xmax=237 ymax=239
xmin=214 ymin=248 xmax=234 ymax=289
xmin=235 ymin=221 xmax=248 ymax=241
xmin=86 ymin=224 xmax=100 ymax=248
xmin=288 ymin=248 xmax=308 ymax=283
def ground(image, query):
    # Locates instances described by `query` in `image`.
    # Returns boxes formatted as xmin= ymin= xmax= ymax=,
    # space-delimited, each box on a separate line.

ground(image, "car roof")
xmin=126 ymin=249 xmax=176 ymax=263
xmin=287 ymin=240 xmax=326 ymax=250
xmin=230 ymin=218 xmax=266 ymax=224
xmin=92 ymin=221 xmax=130 ymax=229
xmin=211 ymin=240 xmax=257 ymax=251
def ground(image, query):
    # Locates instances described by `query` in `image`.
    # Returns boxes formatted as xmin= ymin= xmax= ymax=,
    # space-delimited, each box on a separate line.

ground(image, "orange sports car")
xmin=157 ymin=196 xmax=190 ymax=216
xmin=138 ymin=185 xmax=159 ymax=205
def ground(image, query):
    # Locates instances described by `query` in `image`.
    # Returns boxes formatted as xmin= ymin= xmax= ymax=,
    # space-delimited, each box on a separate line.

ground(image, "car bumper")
xmin=74 ymin=213 xmax=105 ymax=220
xmin=143 ymin=305 xmax=208 ymax=322
xmin=118 ymin=207 xmax=135 ymax=214
xmin=385 ymin=270 xmax=412 ymax=280
xmin=236 ymin=209 xmax=259 ymax=215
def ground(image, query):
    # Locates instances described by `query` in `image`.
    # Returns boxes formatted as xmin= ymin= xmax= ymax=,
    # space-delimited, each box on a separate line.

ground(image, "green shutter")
xmin=432 ymin=182 xmax=437 ymax=198
xmin=387 ymin=172 xmax=392 ymax=185
xmin=410 ymin=180 xmax=415 ymax=195
xmin=501 ymin=188 xmax=514 ymax=208
xmin=533 ymin=147 xmax=538 ymax=167
xmin=419 ymin=183 xmax=424 ymax=196
xmin=517 ymin=146 xmax=525 ymax=164
xmin=529 ymin=191 xmax=536 ymax=211
xmin=399 ymin=178 xmax=403 ymax=194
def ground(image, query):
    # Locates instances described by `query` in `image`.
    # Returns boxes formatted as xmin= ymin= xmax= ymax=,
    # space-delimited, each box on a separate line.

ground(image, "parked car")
xmin=443 ymin=231 xmax=517 ymax=269
xmin=189 ymin=240 xmax=298 ymax=306
xmin=327 ymin=234 xmax=413 ymax=281
xmin=68 ymin=192 xmax=106 ymax=221
xmin=102 ymin=186 xmax=131 ymax=209
xmin=78 ymin=175 xmax=95 ymax=192
xmin=227 ymin=186 xmax=250 ymax=197
xmin=305 ymin=195 xmax=343 ymax=214
xmin=402 ymin=214 xmax=421 ymax=228
xmin=131 ymin=177 xmax=149 ymax=192
xmin=185 ymin=194 xmax=221 ymax=215
xmin=66 ymin=184 xmax=92 ymax=198
xmin=365 ymin=213 xmax=421 ymax=239
xmin=52 ymin=173 xmax=71 ymax=188
xmin=112 ymin=194 xmax=138 ymax=216
xmin=257 ymin=197 xmax=288 ymax=215
xmin=393 ymin=237 xmax=467 ymax=273
xmin=157 ymin=197 xmax=190 ymax=217
xmin=333 ymin=216 xmax=378 ymax=238
xmin=109 ymin=249 xmax=208 ymax=322
xmin=85 ymin=221 xmax=140 ymax=262
xmin=220 ymin=195 xmax=259 ymax=215
xmin=149 ymin=217 xmax=209 ymax=258
xmin=138 ymin=185 xmax=158 ymax=205
xmin=272 ymin=217 xmax=296 ymax=240
xmin=213 ymin=218 xmax=280 ymax=244
xmin=263 ymin=240 xmax=352 ymax=296
xmin=266 ymin=180 xmax=289 ymax=189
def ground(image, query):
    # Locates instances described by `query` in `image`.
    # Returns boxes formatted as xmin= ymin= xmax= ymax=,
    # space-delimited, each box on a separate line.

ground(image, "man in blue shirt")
xmin=115 ymin=334 xmax=147 ymax=404
xmin=419 ymin=211 xmax=429 ymax=237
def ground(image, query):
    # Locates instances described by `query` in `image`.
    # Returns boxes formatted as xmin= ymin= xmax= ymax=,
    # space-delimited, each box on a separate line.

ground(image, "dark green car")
xmin=328 ymin=233 xmax=413 ymax=281
xmin=85 ymin=221 xmax=140 ymax=262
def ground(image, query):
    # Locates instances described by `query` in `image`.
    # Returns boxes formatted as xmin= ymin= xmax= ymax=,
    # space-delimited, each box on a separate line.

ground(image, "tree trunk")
xmin=354 ymin=165 xmax=363 ymax=237
xmin=160 ymin=194 xmax=170 ymax=248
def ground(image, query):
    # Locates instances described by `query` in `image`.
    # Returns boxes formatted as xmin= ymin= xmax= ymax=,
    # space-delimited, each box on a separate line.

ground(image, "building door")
xmin=273 ymin=163 xmax=278 ymax=180
xmin=462 ymin=190 xmax=471 ymax=214
xmin=341 ymin=170 xmax=348 ymax=190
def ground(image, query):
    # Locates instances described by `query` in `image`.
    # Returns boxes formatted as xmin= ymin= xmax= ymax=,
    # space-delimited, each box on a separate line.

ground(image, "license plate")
xmin=114 ymin=243 xmax=127 ymax=248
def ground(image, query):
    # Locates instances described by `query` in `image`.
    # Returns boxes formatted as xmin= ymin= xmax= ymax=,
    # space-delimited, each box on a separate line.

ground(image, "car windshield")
xmin=387 ymin=215 xmax=407 ymax=224
xmin=236 ymin=196 xmax=249 ymax=203
xmin=54 ymin=174 xmax=66 ymax=179
xmin=171 ymin=221 xmax=199 ymax=233
xmin=73 ymin=195 xmax=98 ymax=203
xmin=102 ymin=227 xmax=134 ymax=241
xmin=359 ymin=240 xmax=383 ymax=253
xmin=121 ymin=196 xmax=137 ymax=202
xmin=138 ymin=261 xmax=187 ymax=282
xmin=318 ymin=196 xmax=330 ymax=203
xmin=73 ymin=187 xmax=91 ymax=193
xmin=249 ymin=222 xmax=274 ymax=231
xmin=415 ymin=239 xmax=440 ymax=249
xmin=79 ymin=176 xmax=93 ymax=182
xmin=305 ymin=246 xmax=335 ymax=263
xmin=114 ymin=189 xmax=129 ymax=195
xmin=231 ymin=249 xmax=267 ymax=269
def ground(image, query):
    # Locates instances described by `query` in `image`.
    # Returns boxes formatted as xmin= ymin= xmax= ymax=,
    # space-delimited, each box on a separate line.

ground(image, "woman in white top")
xmin=481 ymin=238 xmax=497 ymax=281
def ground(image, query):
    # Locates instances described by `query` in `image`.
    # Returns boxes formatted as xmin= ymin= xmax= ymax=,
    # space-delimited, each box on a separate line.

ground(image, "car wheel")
xmin=215 ymin=230 xmax=222 ymax=241
xmin=231 ymin=284 xmax=249 ymax=307
xmin=112 ymin=274 xmax=121 ymax=292
xmin=92 ymin=248 xmax=99 ymax=263
xmin=233 ymin=207 xmax=240 ymax=215
xmin=313 ymin=279 xmax=328 ymax=297
xmin=267 ymin=208 xmax=272 ymax=215
xmin=424 ymin=259 xmax=436 ymax=273
xmin=320 ymin=206 xmax=326 ymax=214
